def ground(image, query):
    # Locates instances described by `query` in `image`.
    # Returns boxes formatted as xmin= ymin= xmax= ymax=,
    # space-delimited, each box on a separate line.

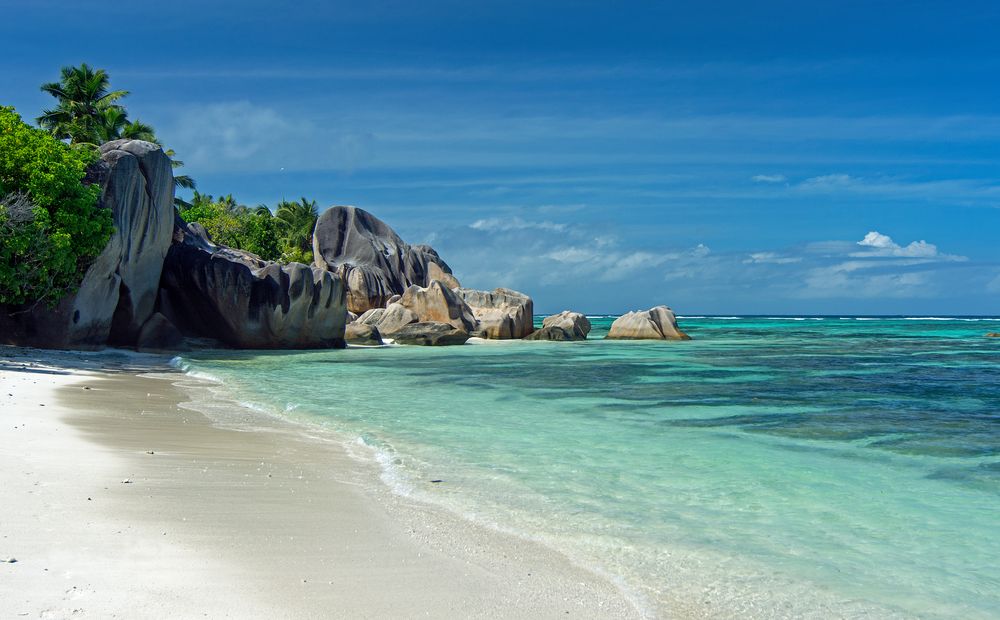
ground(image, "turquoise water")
xmin=176 ymin=317 xmax=1000 ymax=618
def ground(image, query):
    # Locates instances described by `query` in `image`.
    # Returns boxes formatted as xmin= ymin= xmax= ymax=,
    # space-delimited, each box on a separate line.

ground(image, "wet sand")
xmin=0 ymin=348 xmax=642 ymax=619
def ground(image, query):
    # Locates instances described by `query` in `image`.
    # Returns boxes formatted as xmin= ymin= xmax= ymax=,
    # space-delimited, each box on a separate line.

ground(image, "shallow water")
xmin=176 ymin=317 xmax=1000 ymax=618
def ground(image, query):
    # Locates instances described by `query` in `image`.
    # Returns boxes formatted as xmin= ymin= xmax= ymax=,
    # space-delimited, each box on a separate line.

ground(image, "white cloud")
xmin=469 ymin=217 xmax=567 ymax=233
xmin=751 ymin=174 xmax=787 ymax=183
xmin=857 ymin=231 xmax=896 ymax=249
xmin=790 ymin=231 xmax=968 ymax=298
xmin=691 ymin=243 xmax=711 ymax=258
xmin=854 ymin=231 xmax=941 ymax=258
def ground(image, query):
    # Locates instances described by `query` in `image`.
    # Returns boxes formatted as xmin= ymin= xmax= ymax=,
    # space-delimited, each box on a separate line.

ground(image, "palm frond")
xmin=120 ymin=119 xmax=158 ymax=142
xmin=173 ymin=175 xmax=196 ymax=190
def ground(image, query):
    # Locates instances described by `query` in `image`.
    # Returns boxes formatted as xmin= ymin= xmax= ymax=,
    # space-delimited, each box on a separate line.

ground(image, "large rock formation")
xmin=455 ymin=288 xmax=533 ymax=339
xmin=524 ymin=311 xmax=590 ymax=341
xmin=0 ymin=140 xmax=175 ymax=348
xmin=159 ymin=219 xmax=348 ymax=349
xmin=391 ymin=322 xmax=471 ymax=346
xmin=606 ymin=306 xmax=691 ymax=341
xmin=312 ymin=206 xmax=459 ymax=313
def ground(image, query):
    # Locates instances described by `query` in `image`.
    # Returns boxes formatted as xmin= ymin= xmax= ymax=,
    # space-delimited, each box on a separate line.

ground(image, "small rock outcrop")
xmin=363 ymin=303 xmax=420 ymax=336
xmin=345 ymin=323 xmax=384 ymax=346
xmin=544 ymin=311 xmax=592 ymax=336
xmin=356 ymin=282 xmax=476 ymax=340
xmin=606 ymin=306 xmax=690 ymax=341
xmin=1 ymin=140 xmax=176 ymax=349
xmin=455 ymin=288 xmax=534 ymax=339
xmin=396 ymin=281 xmax=478 ymax=333
xmin=159 ymin=218 xmax=348 ymax=349
xmin=391 ymin=322 xmax=471 ymax=346
xmin=312 ymin=206 xmax=459 ymax=313
xmin=523 ymin=326 xmax=578 ymax=341
xmin=524 ymin=311 xmax=591 ymax=341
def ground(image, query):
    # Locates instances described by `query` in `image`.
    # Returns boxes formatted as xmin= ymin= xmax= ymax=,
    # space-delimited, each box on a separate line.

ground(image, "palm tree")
xmin=217 ymin=194 xmax=243 ymax=212
xmin=37 ymin=64 xmax=129 ymax=146
xmin=93 ymin=105 xmax=128 ymax=144
xmin=39 ymin=64 xmax=198 ymax=196
xmin=175 ymin=190 xmax=213 ymax=211
xmin=275 ymin=197 xmax=319 ymax=253
xmin=119 ymin=119 xmax=157 ymax=142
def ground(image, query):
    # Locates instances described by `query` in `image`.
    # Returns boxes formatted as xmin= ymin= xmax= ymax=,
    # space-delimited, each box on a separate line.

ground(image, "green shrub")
xmin=178 ymin=200 xmax=283 ymax=262
xmin=0 ymin=107 xmax=112 ymax=307
xmin=280 ymin=246 xmax=314 ymax=266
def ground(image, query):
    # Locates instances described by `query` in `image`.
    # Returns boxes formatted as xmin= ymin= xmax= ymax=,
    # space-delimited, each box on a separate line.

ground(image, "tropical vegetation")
xmin=274 ymin=197 xmax=319 ymax=264
xmin=177 ymin=193 xmax=319 ymax=264
xmin=37 ymin=63 xmax=320 ymax=264
xmin=1 ymin=64 xmax=325 ymax=310
xmin=37 ymin=63 xmax=195 ymax=193
xmin=0 ymin=107 xmax=112 ymax=307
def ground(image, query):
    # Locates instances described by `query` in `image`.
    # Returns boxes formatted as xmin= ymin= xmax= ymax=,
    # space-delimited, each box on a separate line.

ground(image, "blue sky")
xmin=4 ymin=0 xmax=1000 ymax=314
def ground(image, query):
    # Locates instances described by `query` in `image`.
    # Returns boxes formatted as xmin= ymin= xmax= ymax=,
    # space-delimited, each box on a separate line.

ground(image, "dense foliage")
xmin=274 ymin=197 xmax=319 ymax=263
xmin=0 ymin=107 xmax=112 ymax=306
xmin=3 ymin=64 xmax=318 ymax=314
xmin=177 ymin=192 xmax=319 ymax=264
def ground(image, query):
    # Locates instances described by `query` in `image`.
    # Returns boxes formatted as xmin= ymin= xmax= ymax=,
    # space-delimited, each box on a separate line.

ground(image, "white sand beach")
xmin=0 ymin=348 xmax=642 ymax=619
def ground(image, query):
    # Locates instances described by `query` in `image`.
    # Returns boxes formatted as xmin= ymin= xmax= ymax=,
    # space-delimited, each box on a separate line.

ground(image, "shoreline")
xmin=0 ymin=347 xmax=644 ymax=619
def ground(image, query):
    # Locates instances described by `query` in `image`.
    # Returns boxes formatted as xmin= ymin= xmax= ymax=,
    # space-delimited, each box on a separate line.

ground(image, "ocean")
xmin=173 ymin=316 xmax=1000 ymax=618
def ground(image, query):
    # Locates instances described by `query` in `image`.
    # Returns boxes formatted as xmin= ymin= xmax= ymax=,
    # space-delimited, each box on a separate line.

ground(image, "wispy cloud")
xmin=541 ymin=244 xmax=700 ymax=282
xmin=751 ymin=174 xmax=787 ymax=183
xmin=167 ymin=102 xmax=317 ymax=171
xmin=800 ymin=262 xmax=935 ymax=298
xmin=469 ymin=217 xmax=567 ymax=233
xmin=743 ymin=251 xmax=802 ymax=264
xmin=791 ymin=174 xmax=1000 ymax=204
xmin=165 ymin=101 xmax=379 ymax=174
xmin=798 ymin=173 xmax=853 ymax=189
